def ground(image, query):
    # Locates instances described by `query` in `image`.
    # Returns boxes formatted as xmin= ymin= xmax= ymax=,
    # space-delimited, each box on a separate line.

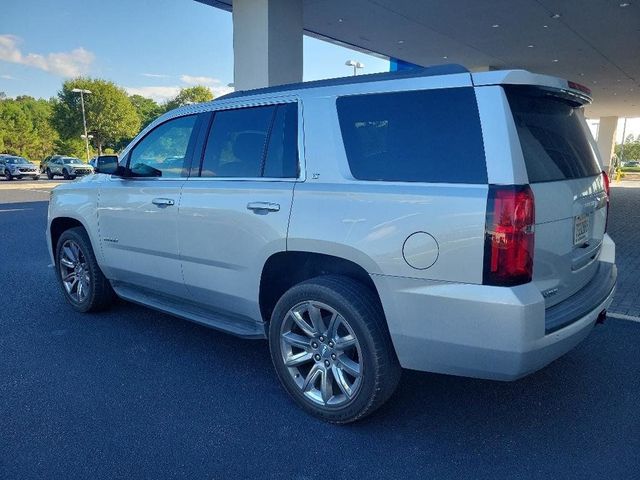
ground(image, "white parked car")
xmin=45 ymin=156 xmax=94 ymax=180
xmin=47 ymin=66 xmax=616 ymax=423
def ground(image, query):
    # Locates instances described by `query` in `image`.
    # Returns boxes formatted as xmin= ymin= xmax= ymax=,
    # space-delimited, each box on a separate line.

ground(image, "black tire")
xmin=62 ymin=169 xmax=70 ymax=180
xmin=46 ymin=168 xmax=53 ymax=180
xmin=32 ymin=175 xmax=39 ymax=180
xmin=269 ymin=275 xmax=401 ymax=424
xmin=4 ymin=170 xmax=12 ymax=181
xmin=55 ymin=226 xmax=114 ymax=313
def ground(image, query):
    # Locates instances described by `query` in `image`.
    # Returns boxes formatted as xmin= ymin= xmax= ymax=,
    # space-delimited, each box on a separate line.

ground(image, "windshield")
xmin=505 ymin=86 xmax=600 ymax=183
xmin=63 ymin=158 xmax=83 ymax=164
xmin=6 ymin=157 xmax=29 ymax=164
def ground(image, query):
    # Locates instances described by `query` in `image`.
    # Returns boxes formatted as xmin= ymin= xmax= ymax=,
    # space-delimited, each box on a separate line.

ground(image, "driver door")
xmin=97 ymin=114 xmax=202 ymax=297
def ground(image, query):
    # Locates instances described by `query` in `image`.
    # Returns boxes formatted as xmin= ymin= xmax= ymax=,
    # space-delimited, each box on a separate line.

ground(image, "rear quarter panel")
xmin=289 ymin=95 xmax=488 ymax=283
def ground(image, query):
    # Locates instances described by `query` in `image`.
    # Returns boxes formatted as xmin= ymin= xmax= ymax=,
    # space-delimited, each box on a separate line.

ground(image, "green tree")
xmin=615 ymin=141 xmax=640 ymax=162
xmin=164 ymin=86 xmax=214 ymax=111
xmin=54 ymin=137 xmax=94 ymax=159
xmin=52 ymin=77 xmax=140 ymax=156
xmin=129 ymin=94 xmax=162 ymax=129
xmin=0 ymin=96 xmax=58 ymax=161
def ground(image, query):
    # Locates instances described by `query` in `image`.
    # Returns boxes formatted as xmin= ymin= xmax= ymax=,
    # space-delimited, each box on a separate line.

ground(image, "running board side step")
xmin=112 ymin=283 xmax=266 ymax=339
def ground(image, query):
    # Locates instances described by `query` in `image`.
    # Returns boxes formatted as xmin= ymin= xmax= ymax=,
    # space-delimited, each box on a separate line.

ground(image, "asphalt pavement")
xmin=1 ymin=181 xmax=639 ymax=479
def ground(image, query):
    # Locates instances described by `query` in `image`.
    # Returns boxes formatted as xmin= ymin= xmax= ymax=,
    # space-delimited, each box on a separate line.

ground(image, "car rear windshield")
xmin=336 ymin=87 xmax=487 ymax=183
xmin=505 ymin=86 xmax=601 ymax=183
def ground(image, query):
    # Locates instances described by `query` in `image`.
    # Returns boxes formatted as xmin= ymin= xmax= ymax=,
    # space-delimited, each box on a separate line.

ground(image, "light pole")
xmin=71 ymin=88 xmax=92 ymax=161
xmin=345 ymin=60 xmax=364 ymax=76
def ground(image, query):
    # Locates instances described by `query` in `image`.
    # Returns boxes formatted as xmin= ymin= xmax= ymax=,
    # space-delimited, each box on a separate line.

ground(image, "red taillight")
xmin=568 ymin=80 xmax=592 ymax=96
xmin=602 ymin=170 xmax=610 ymax=232
xmin=483 ymin=185 xmax=535 ymax=286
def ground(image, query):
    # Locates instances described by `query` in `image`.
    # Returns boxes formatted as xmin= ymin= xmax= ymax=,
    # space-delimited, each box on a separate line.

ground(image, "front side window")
xmin=128 ymin=115 xmax=198 ymax=177
xmin=337 ymin=87 xmax=487 ymax=183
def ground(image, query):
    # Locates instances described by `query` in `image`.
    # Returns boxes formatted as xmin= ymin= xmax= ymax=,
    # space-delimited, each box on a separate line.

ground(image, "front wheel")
xmin=32 ymin=175 xmax=40 ymax=180
xmin=4 ymin=170 xmax=12 ymax=181
xmin=62 ymin=169 xmax=70 ymax=180
xmin=269 ymin=275 xmax=401 ymax=424
xmin=46 ymin=168 xmax=53 ymax=180
xmin=55 ymin=227 xmax=114 ymax=312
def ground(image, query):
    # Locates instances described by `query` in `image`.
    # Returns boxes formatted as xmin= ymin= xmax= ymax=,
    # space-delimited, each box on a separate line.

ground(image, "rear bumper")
xmin=372 ymin=260 xmax=616 ymax=381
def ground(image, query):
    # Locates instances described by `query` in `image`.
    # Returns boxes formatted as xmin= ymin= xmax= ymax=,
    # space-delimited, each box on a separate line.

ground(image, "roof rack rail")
xmin=217 ymin=63 xmax=469 ymax=100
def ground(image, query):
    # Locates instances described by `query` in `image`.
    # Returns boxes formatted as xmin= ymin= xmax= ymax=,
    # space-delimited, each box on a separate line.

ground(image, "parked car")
xmin=47 ymin=66 xmax=616 ymax=423
xmin=622 ymin=160 xmax=639 ymax=168
xmin=44 ymin=156 xmax=94 ymax=180
xmin=0 ymin=155 xmax=39 ymax=180
xmin=40 ymin=154 xmax=64 ymax=174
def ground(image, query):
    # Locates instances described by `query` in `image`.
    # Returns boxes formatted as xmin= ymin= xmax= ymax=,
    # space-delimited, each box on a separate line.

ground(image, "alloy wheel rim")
xmin=59 ymin=239 xmax=90 ymax=303
xmin=280 ymin=301 xmax=363 ymax=407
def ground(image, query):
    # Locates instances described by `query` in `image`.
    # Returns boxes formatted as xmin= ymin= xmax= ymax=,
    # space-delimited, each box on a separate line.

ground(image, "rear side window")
xmin=201 ymin=106 xmax=274 ymax=178
xmin=505 ymin=86 xmax=600 ymax=183
xmin=200 ymin=103 xmax=298 ymax=178
xmin=336 ymin=87 xmax=487 ymax=183
xmin=264 ymin=103 xmax=298 ymax=178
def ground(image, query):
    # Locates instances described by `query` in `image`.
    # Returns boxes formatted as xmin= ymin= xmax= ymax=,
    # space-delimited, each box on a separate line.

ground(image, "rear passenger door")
xmin=178 ymin=101 xmax=300 ymax=325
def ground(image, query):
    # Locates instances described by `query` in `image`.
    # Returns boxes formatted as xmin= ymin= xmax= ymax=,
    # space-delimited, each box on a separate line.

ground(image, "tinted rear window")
xmin=336 ymin=87 xmax=487 ymax=183
xmin=505 ymin=86 xmax=600 ymax=183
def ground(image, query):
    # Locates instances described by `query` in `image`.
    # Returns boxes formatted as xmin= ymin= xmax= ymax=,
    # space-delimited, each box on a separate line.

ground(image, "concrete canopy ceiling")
xmin=199 ymin=0 xmax=640 ymax=118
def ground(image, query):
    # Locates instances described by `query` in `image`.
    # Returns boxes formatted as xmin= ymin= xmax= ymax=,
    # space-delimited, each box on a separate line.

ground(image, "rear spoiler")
xmin=471 ymin=69 xmax=593 ymax=105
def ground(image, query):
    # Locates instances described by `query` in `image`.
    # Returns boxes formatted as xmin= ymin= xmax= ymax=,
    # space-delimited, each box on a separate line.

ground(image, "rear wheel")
xmin=269 ymin=275 xmax=401 ymax=424
xmin=55 ymin=227 xmax=114 ymax=312
xmin=46 ymin=168 xmax=53 ymax=180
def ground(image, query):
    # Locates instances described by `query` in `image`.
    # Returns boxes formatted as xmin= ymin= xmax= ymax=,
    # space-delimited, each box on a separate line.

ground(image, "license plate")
xmin=574 ymin=214 xmax=590 ymax=245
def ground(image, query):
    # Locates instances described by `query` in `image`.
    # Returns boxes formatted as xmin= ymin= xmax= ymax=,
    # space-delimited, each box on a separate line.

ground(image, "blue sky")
xmin=0 ymin=0 xmax=388 ymax=102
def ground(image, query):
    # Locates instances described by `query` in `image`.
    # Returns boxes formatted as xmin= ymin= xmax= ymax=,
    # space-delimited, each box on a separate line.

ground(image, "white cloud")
xmin=126 ymin=84 xmax=234 ymax=103
xmin=0 ymin=34 xmax=94 ymax=77
xmin=141 ymin=73 xmax=169 ymax=78
xmin=180 ymin=74 xmax=218 ymax=85
xmin=210 ymin=85 xmax=234 ymax=97
xmin=0 ymin=74 xmax=15 ymax=80
xmin=125 ymin=85 xmax=181 ymax=102
xmin=180 ymin=74 xmax=234 ymax=97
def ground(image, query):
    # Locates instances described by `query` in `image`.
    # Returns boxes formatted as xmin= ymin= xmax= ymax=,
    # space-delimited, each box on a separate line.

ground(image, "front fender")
xmin=48 ymin=182 xmax=103 ymax=266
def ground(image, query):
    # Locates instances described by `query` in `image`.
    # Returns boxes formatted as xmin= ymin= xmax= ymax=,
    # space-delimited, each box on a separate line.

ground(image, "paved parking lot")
xmin=1 ymin=182 xmax=639 ymax=479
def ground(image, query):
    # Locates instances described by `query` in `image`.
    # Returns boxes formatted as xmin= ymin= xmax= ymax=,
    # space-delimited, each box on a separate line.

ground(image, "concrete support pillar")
xmin=232 ymin=0 xmax=303 ymax=91
xmin=596 ymin=116 xmax=618 ymax=170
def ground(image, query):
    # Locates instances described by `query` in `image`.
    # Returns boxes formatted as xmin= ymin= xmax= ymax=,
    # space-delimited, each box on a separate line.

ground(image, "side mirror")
xmin=95 ymin=156 xmax=119 ymax=175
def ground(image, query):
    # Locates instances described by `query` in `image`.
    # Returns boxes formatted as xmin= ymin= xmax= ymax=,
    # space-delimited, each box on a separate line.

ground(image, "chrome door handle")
xmin=152 ymin=197 xmax=175 ymax=207
xmin=247 ymin=202 xmax=280 ymax=212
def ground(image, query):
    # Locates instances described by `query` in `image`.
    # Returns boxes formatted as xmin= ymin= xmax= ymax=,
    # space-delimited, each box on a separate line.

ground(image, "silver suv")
xmin=1 ymin=155 xmax=39 ymax=180
xmin=47 ymin=66 xmax=617 ymax=423
xmin=44 ymin=156 xmax=94 ymax=180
